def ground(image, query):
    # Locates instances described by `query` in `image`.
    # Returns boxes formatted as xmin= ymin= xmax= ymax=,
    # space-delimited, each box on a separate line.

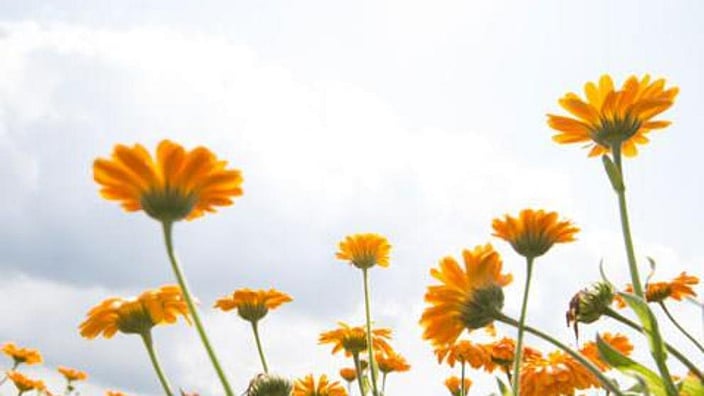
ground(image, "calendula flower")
xmin=58 ymin=366 xmax=88 ymax=382
xmin=444 ymin=376 xmax=472 ymax=396
xmin=435 ymin=339 xmax=490 ymax=369
xmin=580 ymin=333 xmax=633 ymax=371
xmin=214 ymin=288 xmax=292 ymax=323
xmin=376 ymin=350 xmax=411 ymax=374
xmin=293 ymin=374 xmax=347 ymax=396
xmin=247 ymin=374 xmax=293 ymax=396
xmin=519 ymin=351 xmax=599 ymax=396
xmin=336 ymin=233 xmax=391 ymax=269
xmin=480 ymin=337 xmax=542 ymax=373
xmin=7 ymin=371 xmax=46 ymax=393
xmin=93 ymin=140 xmax=243 ymax=222
xmin=339 ymin=367 xmax=357 ymax=382
xmin=319 ymin=322 xmax=393 ymax=357
xmin=492 ymin=209 xmax=579 ymax=258
xmin=616 ymin=272 xmax=699 ymax=308
xmin=105 ymin=391 xmax=129 ymax=396
xmin=548 ymin=74 xmax=679 ymax=157
xmin=420 ymin=244 xmax=512 ymax=347
xmin=79 ymin=285 xmax=190 ymax=338
xmin=1 ymin=342 xmax=43 ymax=366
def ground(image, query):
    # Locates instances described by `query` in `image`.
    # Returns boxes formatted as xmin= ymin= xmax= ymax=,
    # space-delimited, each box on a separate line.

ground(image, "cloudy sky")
xmin=1 ymin=0 xmax=703 ymax=394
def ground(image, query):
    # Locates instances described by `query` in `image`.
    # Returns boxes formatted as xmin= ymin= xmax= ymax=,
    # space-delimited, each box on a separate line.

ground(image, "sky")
xmin=1 ymin=0 xmax=703 ymax=394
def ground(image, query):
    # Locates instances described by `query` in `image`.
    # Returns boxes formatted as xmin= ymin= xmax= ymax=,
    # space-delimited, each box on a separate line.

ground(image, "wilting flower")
xmin=566 ymin=282 xmax=615 ymax=338
xmin=58 ymin=366 xmax=88 ymax=382
xmin=548 ymin=74 xmax=679 ymax=157
xmin=616 ymin=272 xmax=699 ymax=308
xmin=1 ymin=342 xmax=43 ymax=366
xmin=580 ymin=333 xmax=633 ymax=371
xmin=292 ymin=374 xmax=347 ymax=396
xmin=420 ymin=244 xmax=512 ymax=347
xmin=319 ymin=322 xmax=393 ymax=357
xmin=376 ymin=350 xmax=411 ymax=374
xmin=214 ymin=288 xmax=292 ymax=323
xmin=339 ymin=368 xmax=357 ymax=382
xmin=7 ymin=371 xmax=46 ymax=393
xmin=519 ymin=351 xmax=599 ymax=396
xmin=93 ymin=140 xmax=243 ymax=222
xmin=444 ymin=376 xmax=472 ymax=396
xmin=435 ymin=339 xmax=490 ymax=369
xmin=247 ymin=374 xmax=293 ymax=396
xmin=336 ymin=233 xmax=391 ymax=269
xmin=79 ymin=285 xmax=190 ymax=338
xmin=492 ymin=209 xmax=579 ymax=258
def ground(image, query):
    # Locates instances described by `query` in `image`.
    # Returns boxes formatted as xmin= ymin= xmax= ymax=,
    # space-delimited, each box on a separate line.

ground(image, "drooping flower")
xmin=580 ymin=333 xmax=633 ymax=371
xmin=339 ymin=368 xmax=357 ymax=382
xmin=519 ymin=351 xmax=599 ymax=396
xmin=58 ymin=366 xmax=88 ymax=382
xmin=214 ymin=288 xmax=292 ymax=323
xmin=434 ymin=339 xmax=490 ymax=369
xmin=319 ymin=322 xmax=393 ymax=357
xmin=492 ymin=209 xmax=579 ymax=258
xmin=566 ymin=282 xmax=615 ymax=338
xmin=616 ymin=272 xmax=699 ymax=308
xmin=375 ymin=350 xmax=411 ymax=374
xmin=79 ymin=285 xmax=191 ymax=338
xmin=444 ymin=376 xmax=472 ymax=396
xmin=336 ymin=233 xmax=391 ymax=269
xmin=292 ymin=374 xmax=348 ymax=396
xmin=420 ymin=244 xmax=512 ymax=347
xmin=1 ymin=342 xmax=43 ymax=366
xmin=548 ymin=74 xmax=678 ymax=157
xmin=93 ymin=140 xmax=243 ymax=222
xmin=7 ymin=371 xmax=46 ymax=393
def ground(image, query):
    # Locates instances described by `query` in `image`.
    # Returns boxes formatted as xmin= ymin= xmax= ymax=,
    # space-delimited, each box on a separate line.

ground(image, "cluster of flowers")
xmin=3 ymin=73 xmax=702 ymax=395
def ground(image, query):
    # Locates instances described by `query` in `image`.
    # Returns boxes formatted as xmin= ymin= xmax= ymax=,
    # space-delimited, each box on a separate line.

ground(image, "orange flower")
xmin=292 ymin=374 xmax=347 ymax=396
xmin=616 ymin=272 xmax=699 ymax=308
xmin=435 ymin=340 xmax=490 ymax=369
xmin=339 ymin=368 xmax=357 ymax=382
xmin=214 ymin=288 xmax=292 ymax=323
xmin=444 ymin=376 xmax=472 ymax=396
xmin=105 ymin=391 xmax=129 ymax=396
xmin=79 ymin=285 xmax=190 ymax=338
xmin=319 ymin=322 xmax=393 ymax=357
xmin=1 ymin=342 xmax=43 ymax=366
xmin=580 ymin=333 xmax=633 ymax=371
xmin=492 ymin=209 xmax=579 ymax=258
xmin=548 ymin=74 xmax=678 ymax=157
xmin=93 ymin=140 xmax=243 ymax=221
xmin=58 ymin=366 xmax=88 ymax=382
xmin=481 ymin=337 xmax=542 ymax=372
xmin=375 ymin=350 xmax=411 ymax=374
xmin=6 ymin=371 xmax=46 ymax=393
xmin=519 ymin=351 xmax=599 ymax=396
xmin=420 ymin=244 xmax=512 ymax=347
xmin=336 ymin=233 xmax=391 ymax=269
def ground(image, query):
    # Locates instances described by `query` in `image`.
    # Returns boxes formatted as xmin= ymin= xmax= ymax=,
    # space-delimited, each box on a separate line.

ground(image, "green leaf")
xmin=602 ymin=155 xmax=624 ymax=192
xmin=495 ymin=377 xmax=512 ymax=396
xmin=596 ymin=334 xmax=665 ymax=396
xmin=617 ymin=292 xmax=668 ymax=363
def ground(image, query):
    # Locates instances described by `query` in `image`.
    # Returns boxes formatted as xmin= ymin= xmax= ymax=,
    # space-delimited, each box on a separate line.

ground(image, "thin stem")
xmin=353 ymin=353 xmax=367 ymax=396
xmin=659 ymin=302 xmax=704 ymax=354
xmin=251 ymin=321 xmax=269 ymax=373
xmin=0 ymin=362 xmax=19 ymax=386
xmin=460 ymin=362 xmax=466 ymax=396
xmin=511 ymin=256 xmax=534 ymax=396
xmin=362 ymin=268 xmax=379 ymax=396
xmin=605 ymin=308 xmax=704 ymax=383
xmin=347 ymin=381 xmax=352 ymax=396
xmin=495 ymin=313 xmax=625 ymax=396
xmin=381 ymin=372 xmax=387 ymax=395
xmin=141 ymin=331 xmax=174 ymax=396
xmin=161 ymin=221 xmax=235 ymax=396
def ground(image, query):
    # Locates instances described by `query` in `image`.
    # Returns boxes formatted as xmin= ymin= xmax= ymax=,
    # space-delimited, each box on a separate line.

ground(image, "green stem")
xmin=659 ymin=302 xmax=704 ymax=354
xmin=605 ymin=308 xmax=704 ymax=383
xmin=460 ymin=362 xmax=466 ymax=396
xmin=353 ymin=353 xmax=367 ymax=396
xmin=362 ymin=268 xmax=380 ymax=396
xmin=141 ymin=331 xmax=174 ymax=396
xmin=495 ymin=313 xmax=625 ymax=396
xmin=161 ymin=221 xmax=235 ymax=396
xmin=0 ymin=362 xmax=19 ymax=386
xmin=511 ymin=256 xmax=534 ymax=396
xmin=251 ymin=321 xmax=269 ymax=373
xmin=381 ymin=372 xmax=387 ymax=395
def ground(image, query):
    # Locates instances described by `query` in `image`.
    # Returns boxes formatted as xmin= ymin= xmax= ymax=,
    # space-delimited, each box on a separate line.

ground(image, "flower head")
xmin=336 ymin=233 xmax=391 ymax=269
xmin=420 ymin=244 xmax=512 ymax=347
xmin=492 ymin=209 xmax=579 ymax=258
xmin=7 ymin=371 xmax=46 ymax=393
xmin=292 ymin=374 xmax=347 ymax=396
xmin=1 ymin=342 xmax=43 ymax=366
xmin=79 ymin=285 xmax=191 ymax=338
xmin=444 ymin=376 xmax=472 ymax=396
xmin=214 ymin=288 xmax=292 ymax=323
xmin=548 ymin=74 xmax=678 ymax=157
xmin=616 ymin=272 xmax=699 ymax=308
xmin=339 ymin=368 xmax=357 ymax=382
xmin=375 ymin=350 xmax=411 ymax=374
xmin=566 ymin=282 xmax=615 ymax=338
xmin=58 ymin=366 xmax=88 ymax=382
xmin=435 ymin=339 xmax=490 ymax=369
xmin=519 ymin=351 xmax=599 ymax=396
xmin=319 ymin=322 xmax=393 ymax=357
xmin=105 ymin=391 xmax=129 ymax=396
xmin=94 ymin=140 xmax=243 ymax=222
xmin=580 ymin=332 xmax=633 ymax=371
xmin=247 ymin=374 xmax=293 ymax=396
xmin=482 ymin=337 xmax=542 ymax=373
